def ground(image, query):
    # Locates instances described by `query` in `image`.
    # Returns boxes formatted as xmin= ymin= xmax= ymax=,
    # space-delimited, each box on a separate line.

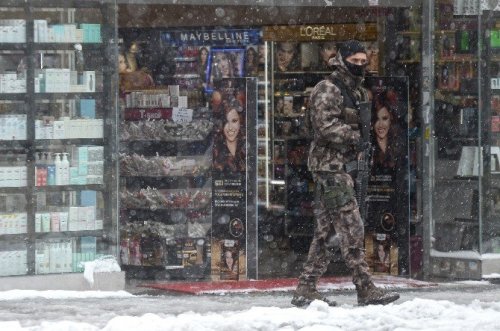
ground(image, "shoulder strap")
xmin=328 ymin=75 xmax=358 ymax=110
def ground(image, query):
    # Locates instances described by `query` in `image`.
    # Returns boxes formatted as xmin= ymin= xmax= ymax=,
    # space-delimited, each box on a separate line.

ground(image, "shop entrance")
xmin=116 ymin=2 xmax=421 ymax=281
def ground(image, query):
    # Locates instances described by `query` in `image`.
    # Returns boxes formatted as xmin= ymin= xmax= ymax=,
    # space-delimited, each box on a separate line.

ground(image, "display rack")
xmin=0 ymin=0 xmax=117 ymax=276
xmin=118 ymin=50 xmax=213 ymax=279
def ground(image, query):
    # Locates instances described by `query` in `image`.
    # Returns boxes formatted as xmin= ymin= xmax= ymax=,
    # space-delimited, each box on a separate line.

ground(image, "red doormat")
xmin=140 ymin=275 xmax=437 ymax=295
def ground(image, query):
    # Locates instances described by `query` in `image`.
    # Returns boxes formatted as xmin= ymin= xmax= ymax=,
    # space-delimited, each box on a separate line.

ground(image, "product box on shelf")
xmin=35 ymin=69 xmax=96 ymax=94
xmin=365 ymin=232 xmax=399 ymax=276
xmin=0 ymin=166 xmax=27 ymax=188
xmin=35 ymin=241 xmax=50 ymax=274
xmin=50 ymin=212 xmax=61 ymax=232
xmin=80 ymin=24 xmax=102 ymax=43
xmin=0 ymin=213 xmax=27 ymax=235
xmin=82 ymin=71 xmax=96 ymax=93
xmin=0 ymin=115 xmax=27 ymax=140
xmin=0 ymin=73 xmax=26 ymax=93
xmin=0 ymin=19 xmax=26 ymax=43
xmin=68 ymin=207 xmax=79 ymax=232
xmin=59 ymin=212 xmax=69 ymax=232
xmin=34 ymin=20 xmax=100 ymax=43
xmin=80 ymin=99 xmax=96 ymax=118
xmin=0 ymin=250 xmax=27 ymax=276
xmin=41 ymin=213 xmax=51 ymax=232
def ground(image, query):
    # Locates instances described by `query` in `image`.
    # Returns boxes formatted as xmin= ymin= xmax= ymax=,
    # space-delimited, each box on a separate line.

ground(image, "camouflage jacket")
xmin=307 ymin=52 xmax=370 ymax=173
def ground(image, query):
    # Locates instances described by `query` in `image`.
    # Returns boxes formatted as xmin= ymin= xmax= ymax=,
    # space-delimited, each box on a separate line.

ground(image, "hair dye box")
xmin=365 ymin=232 xmax=398 ymax=276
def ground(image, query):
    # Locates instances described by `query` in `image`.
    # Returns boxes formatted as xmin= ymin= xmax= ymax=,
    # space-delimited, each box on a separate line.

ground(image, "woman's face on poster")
xmin=216 ymin=52 xmax=232 ymax=77
xmin=224 ymin=108 xmax=240 ymax=143
xmin=225 ymin=251 xmax=234 ymax=268
xmin=200 ymin=48 xmax=208 ymax=63
xmin=374 ymin=106 xmax=391 ymax=140
xmin=247 ymin=48 xmax=256 ymax=63
xmin=377 ymin=244 xmax=386 ymax=261
xmin=277 ymin=42 xmax=296 ymax=70
xmin=320 ymin=42 xmax=336 ymax=63
xmin=118 ymin=54 xmax=128 ymax=74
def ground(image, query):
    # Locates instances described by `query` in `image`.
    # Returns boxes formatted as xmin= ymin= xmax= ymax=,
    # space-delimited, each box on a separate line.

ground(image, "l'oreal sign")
xmin=299 ymin=25 xmax=338 ymax=40
xmin=263 ymin=24 xmax=377 ymax=42
xmin=161 ymin=28 xmax=261 ymax=46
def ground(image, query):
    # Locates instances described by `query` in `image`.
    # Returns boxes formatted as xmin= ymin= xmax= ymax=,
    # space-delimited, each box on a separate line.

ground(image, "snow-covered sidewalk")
xmin=0 ymin=281 xmax=499 ymax=331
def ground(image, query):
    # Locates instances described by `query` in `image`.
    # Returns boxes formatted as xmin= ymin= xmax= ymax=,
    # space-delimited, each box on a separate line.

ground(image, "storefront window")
xmin=0 ymin=0 xmax=118 ymax=277
xmin=429 ymin=0 xmax=500 ymax=280
xmin=0 ymin=1 xmax=430 ymax=283
xmin=117 ymin=27 xmax=259 ymax=280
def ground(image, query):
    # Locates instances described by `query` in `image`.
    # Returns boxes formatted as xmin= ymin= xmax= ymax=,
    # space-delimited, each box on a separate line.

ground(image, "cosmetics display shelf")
xmin=0 ymin=1 xmax=117 ymax=277
xmin=117 ymin=58 xmax=216 ymax=278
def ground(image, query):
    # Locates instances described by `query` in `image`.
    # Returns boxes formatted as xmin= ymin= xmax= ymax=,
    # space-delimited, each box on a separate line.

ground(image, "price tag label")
xmin=172 ymin=107 xmax=193 ymax=123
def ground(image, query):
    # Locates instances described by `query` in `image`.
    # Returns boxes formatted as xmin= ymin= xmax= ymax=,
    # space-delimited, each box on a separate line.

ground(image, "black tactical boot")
xmin=357 ymin=282 xmax=400 ymax=306
xmin=291 ymin=283 xmax=337 ymax=307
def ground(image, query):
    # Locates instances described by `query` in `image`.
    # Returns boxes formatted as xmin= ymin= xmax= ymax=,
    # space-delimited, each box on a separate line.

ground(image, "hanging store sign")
xmin=263 ymin=23 xmax=377 ymax=42
xmin=161 ymin=28 xmax=261 ymax=46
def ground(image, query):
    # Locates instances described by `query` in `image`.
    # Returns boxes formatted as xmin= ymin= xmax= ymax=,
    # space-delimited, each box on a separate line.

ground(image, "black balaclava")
xmin=339 ymin=40 xmax=367 ymax=77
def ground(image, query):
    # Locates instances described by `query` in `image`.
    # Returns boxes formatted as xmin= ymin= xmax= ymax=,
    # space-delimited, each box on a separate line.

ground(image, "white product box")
xmin=0 ymin=215 xmax=6 ymax=235
xmin=35 ymin=213 xmax=42 ymax=232
xmin=82 ymin=71 xmax=95 ymax=92
xmin=59 ymin=212 xmax=68 ymax=231
xmin=53 ymin=120 xmax=65 ymax=139
xmin=0 ymin=168 xmax=5 ymax=187
xmin=35 ymin=120 xmax=43 ymax=139
xmin=95 ymin=219 xmax=103 ymax=230
xmin=87 ymin=119 xmax=104 ymax=138
xmin=20 ymin=166 xmax=27 ymax=187
xmin=50 ymin=212 xmax=60 ymax=232
xmin=34 ymin=20 xmax=48 ymax=42
xmin=18 ymin=213 xmax=27 ymax=234
xmin=86 ymin=175 xmax=102 ymax=184
xmin=44 ymin=69 xmax=59 ymax=93
xmin=12 ymin=167 xmax=20 ymax=187
xmin=87 ymin=146 xmax=103 ymax=162
xmin=49 ymin=242 xmax=57 ymax=273
xmin=41 ymin=213 xmax=51 ymax=232
xmin=84 ymin=206 xmax=96 ymax=230
xmin=5 ymin=167 xmax=14 ymax=187
xmin=87 ymin=162 xmax=104 ymax=176
xmin=68 ymin=207 xmax=79 ymax=231
xmin=178 ymin=96 xmax=188 ymax=108
xmin=36 ymin=242 xmax=50 ymax=274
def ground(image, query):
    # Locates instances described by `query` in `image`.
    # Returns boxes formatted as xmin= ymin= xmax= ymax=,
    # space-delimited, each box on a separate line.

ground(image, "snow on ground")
xmin=0 ymin=285 xmax=500 ymax=331
xmin=0 ymin=297 xmax=499 ymax=331
xmin=0 ymin=290 xmax=133 ymax=301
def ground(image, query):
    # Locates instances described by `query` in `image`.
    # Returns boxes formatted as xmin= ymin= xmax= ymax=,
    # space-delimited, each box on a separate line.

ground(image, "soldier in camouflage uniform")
xmin=291 ymin=40 xmax=399 ymax=307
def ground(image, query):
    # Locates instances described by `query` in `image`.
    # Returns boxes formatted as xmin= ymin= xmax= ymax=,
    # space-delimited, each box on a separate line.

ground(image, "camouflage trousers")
xmin=298 ymin=171 xmax=372 ymax=289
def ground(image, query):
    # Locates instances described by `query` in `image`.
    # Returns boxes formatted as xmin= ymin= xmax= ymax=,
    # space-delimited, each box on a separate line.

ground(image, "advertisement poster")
xmin=211 ymin=78 xmax=248 ymax=281
xmin=364 ymin=76 xmax=409 ymax=275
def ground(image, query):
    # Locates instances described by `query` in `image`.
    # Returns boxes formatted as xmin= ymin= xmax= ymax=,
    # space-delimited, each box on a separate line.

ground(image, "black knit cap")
xmin=339 ymin=40 xmax=366 ymax=60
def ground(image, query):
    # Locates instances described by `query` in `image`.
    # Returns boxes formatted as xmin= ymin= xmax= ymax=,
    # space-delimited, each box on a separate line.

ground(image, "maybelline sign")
xmin=161 ymin=28 xmax=261 ymax=46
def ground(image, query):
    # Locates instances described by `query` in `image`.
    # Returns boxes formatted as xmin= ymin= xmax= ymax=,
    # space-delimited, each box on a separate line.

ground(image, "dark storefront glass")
xmin=429 ymin=2 xmax=500 ymax=280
